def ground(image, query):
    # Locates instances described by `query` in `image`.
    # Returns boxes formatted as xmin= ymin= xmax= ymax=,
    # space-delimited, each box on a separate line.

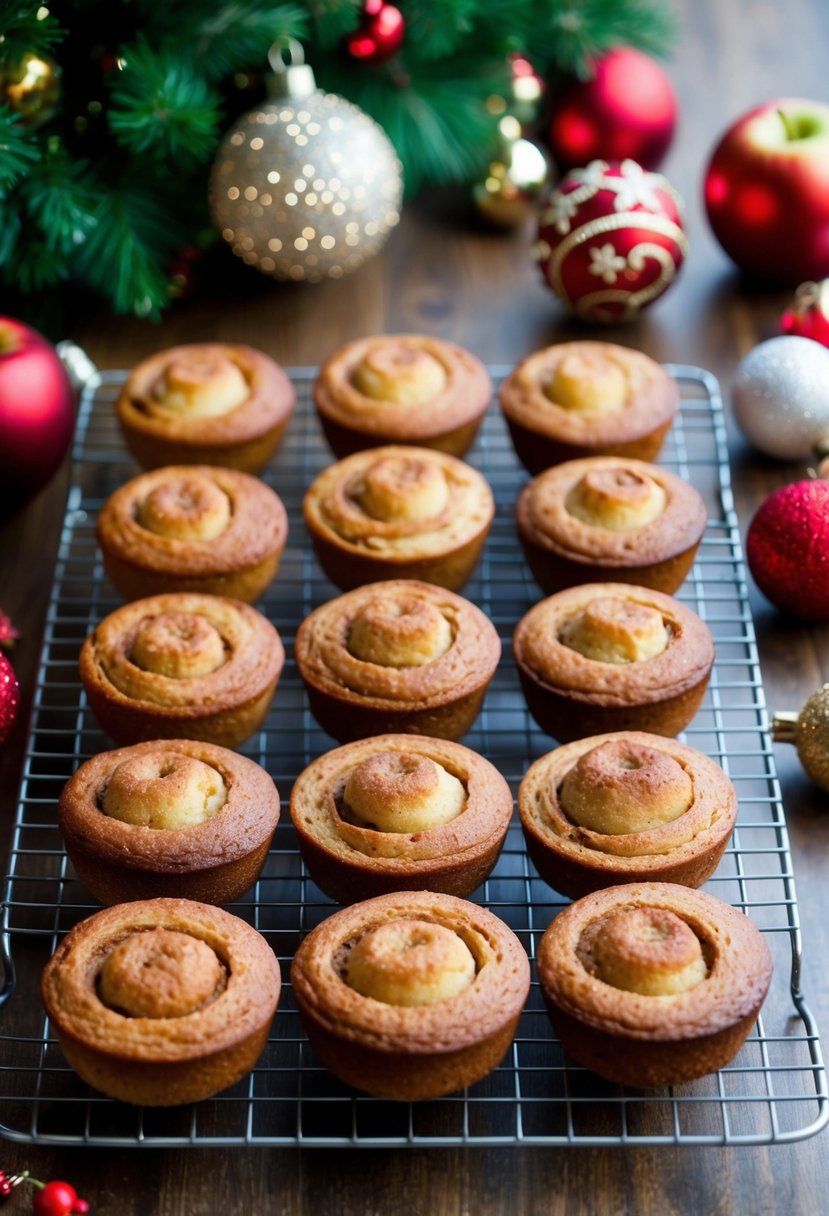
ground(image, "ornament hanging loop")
xmin=267 ymin=38 xmax=316 ymax=100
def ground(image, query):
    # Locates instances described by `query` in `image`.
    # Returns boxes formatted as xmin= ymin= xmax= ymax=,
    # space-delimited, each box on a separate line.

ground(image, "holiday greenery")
xmin=0 ymin=0 xmax=676 ymax=321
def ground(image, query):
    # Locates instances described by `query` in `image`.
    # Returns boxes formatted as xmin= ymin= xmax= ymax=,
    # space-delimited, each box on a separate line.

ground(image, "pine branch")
xmin=0 ymin=197 xmax=22 ymax=267
xmin=108 ymin=36 xmax=222 ymax=165
xmin=402 ymin=0 xmax=481 ymax=62
xmin=4 ymin=236 xmax=68 ymax=293
xmin=309 ymin=0 xmax=368 ymax=51
xmin=20 ymin=151 xmax=98 ymax=255
xmin=0 ymin=106 xmax=39 ymax=194
xmin=536 ymin=0 xmax=678 ymax=78
xmin=0 ymin=2 xmax=64 ymax=66
xmin=191 ymin=4 xmax=308 ymax=79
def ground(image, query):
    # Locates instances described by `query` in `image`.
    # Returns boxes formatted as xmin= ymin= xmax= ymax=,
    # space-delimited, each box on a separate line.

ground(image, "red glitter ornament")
xmin=746 ymin=479 xmax=829 ymax=620
xmin=0 ymin=653 xmax=19 ymax=743
xmin=535 ymin=158 xmax=687 ymax=324
xmin=781 ymin=280 xmax=829 ymax=347
xmin=345 ymin=1 xmax=405 ymax=64
xmin=547 ymin=47 xmax=677 ymax=173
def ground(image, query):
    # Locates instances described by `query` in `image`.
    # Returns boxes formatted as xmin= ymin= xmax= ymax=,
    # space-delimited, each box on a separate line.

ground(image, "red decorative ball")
xmin=547 ymin=48 xmax=677 ymax=173
xmin=781 ymin=280 xmax=829 ymax=347
xmin=704 ymin=99 xmax=829 ymax=284
xmin=535 ymin=158 xmax=687 ymax=324
xmin=345 ymin=0 xmax=405 ymax=63
xmin=32 ymin=1181 xmax=87 ymax=1216
xmin=0 ymin=317 xmax=75 ymax=511
xmin=747 ymin=480 xmax=829 ymax=620
xmin=0 ymin=652 xmax=19 ymax=744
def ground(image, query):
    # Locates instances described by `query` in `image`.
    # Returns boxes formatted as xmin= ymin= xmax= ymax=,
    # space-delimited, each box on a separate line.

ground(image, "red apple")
xmin=704 ymin=98 xmax=829 ymax=284
xmin=0 ymin=317 xmax=75 ymax=510
xmin=547 ymin=48 xmax=677 ymax=173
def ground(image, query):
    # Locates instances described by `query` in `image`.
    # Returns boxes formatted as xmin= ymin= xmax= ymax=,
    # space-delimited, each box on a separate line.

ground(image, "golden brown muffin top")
xmin=295 ymin=579 xmax=500 ymax=710
xmin=303 ymin=445 xmax=493 ymax=562
xmin=517 ymin=456 xmax=707 ymax=567
xmin=290 ymin=891 xmax=529 ymax=1052
xmin=40 ymin=897 xmax=280 ymax=1062
xmin=536 ymin=882 xmax=772 ymax=1040
xmin=500 ymin=342 xmax=677 ymax=448
xmin=513 ymin=583 xmax=714 ymax=706
xmin=313 ymin=334 xmax=491 ymax=441
xmin=98 ymin=466 xmax=287 ymax=577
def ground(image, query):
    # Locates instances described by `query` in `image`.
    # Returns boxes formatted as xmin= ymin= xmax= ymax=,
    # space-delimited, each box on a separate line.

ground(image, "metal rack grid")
xmin=1 ymin=364 xmax=826 ymax=1148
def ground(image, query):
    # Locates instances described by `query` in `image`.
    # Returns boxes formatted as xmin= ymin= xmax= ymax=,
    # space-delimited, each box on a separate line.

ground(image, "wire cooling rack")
xmin=1 ymin=365 xmax=826 ymax=1148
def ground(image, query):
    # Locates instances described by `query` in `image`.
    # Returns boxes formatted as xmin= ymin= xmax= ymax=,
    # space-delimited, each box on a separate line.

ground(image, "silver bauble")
xmin=209 ymin=46 xmax=403 ymax=283
xmin=732 ymin=335 xmax=829 ymax=459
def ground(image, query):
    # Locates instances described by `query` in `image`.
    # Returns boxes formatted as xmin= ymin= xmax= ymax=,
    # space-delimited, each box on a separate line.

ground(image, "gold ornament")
xmin=209 ymin=41 xmax=403 ymax=283
xmin=473 ymin=116 xmax=552 ymax=228
xmin=772 ymin=684 xmax=829 ymax=792
xmin=0 ymin=53 xmax=60 ymax=128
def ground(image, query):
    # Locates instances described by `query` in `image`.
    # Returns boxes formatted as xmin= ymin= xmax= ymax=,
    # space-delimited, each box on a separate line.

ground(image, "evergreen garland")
xmin=0 ymin=0 xmax=676 ymax=322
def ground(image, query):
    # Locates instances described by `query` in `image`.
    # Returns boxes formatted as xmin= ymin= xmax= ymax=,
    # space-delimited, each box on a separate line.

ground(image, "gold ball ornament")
xmin=209 ymin=43 xmax=403 ymax=283
xmin=773 ymin=684 xmax=829 ymax=792
xmin=0 ymin=53 xmax=60 ymax=128
xmin=473 ymin=116 xmax=553 ymax=228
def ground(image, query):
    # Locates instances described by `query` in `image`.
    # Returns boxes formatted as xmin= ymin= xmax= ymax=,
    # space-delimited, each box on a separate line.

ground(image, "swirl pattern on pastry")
xmin=98 ymin=466 xmax=287 ymax=581
xmin=514 ymin=584 xmax=713 ymax=705
xmin=344 ymin=919 xmax=477 ymax=1006
xmin=303 ymin=446 xmax=494 ymax=563
xmin=537 ymin=883 xmax=772 ymax=1046
xmin=313 ymin=334 xmax=492 ymax=443
xmin=296 ymin=580 xmax=500 ymax=711
xmin=290 ymin=735 xmax=513 ymax=900
xmin=41 ymin=898 xmax=281 ymax=1104
xmin=518 ymin=732 xmax=737 ymax=895
xmin=500 ymin=341 xmax=678 ymax=450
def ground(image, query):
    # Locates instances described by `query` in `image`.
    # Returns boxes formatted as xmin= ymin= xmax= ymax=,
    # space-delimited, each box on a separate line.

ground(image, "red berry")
xmin=33 ymin=1181 xmax=79 ymax=1216
xmin=73 ymin=1202 xmax=90 ymax=1215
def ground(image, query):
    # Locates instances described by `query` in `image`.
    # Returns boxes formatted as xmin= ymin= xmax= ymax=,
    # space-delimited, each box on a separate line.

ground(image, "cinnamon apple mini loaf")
xmin=517 ymin=456 xmax=707 ymax=595
xmin=303 ymin=445 xmax=494 ymax=591
xmin=116 ymin=343 xmax=295 ymax=472
xmin=313 ymin=334 xmax=492 ymax=458
xmin=536 ymin=883 xmax=772 ymax=1087
xmin=500 ymin=341 xmax=678 ymax=475
xmin=59 ymin=740 xmax=280 ymax=905
xmin=295 ymin=579 xmax=500 ymax=742
xmin=97 ymin=465 xmax=288 ymax=602
xmin=291 ymin=891 xmax=530 ymax=1100
xmin=79 ymin=593 xmax=284 ymax=748
xmin=519 ymin=732 xmax=737 ymax=898
xmin=41 ymin=898 xmax=281 ymax=1106
xmin=290 ymin=734 xmax=512 ymax=902
xmin=513 ymin=582 xmax=714 ymax=742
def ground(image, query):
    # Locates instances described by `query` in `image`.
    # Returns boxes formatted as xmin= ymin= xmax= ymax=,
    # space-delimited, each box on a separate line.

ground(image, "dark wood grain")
xmin=2 ymin=0 xmax=829 ymax=1209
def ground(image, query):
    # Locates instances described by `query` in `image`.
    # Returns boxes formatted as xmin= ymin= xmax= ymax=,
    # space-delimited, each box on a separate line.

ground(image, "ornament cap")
xmin=267 ymin=40 xmax=317 ymax=100
xmin=771 ymin=711 xmax=799 ymax=744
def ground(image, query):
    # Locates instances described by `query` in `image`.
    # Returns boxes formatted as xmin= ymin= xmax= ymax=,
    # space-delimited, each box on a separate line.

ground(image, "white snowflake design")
xmin=541 ymin=191 xmax=580 ymax=235
xmin=609 ymin=159 xmax=666 ymax=212
xmin=588 ymin=243 xmax=629 ymax=284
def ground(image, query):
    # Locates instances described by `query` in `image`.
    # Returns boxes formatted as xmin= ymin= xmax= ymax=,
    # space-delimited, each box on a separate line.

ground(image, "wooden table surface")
xmin=2 ymin=0 xmax=828 ymax=1210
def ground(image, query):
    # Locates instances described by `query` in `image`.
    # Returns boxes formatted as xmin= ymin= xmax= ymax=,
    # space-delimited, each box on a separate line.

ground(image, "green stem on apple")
xmin=778 ymin=108 xmax=800 ymax=141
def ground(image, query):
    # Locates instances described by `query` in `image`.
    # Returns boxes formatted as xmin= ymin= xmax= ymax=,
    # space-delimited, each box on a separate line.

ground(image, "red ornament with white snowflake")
xmin=535 ymin=158 xmax=687 ymax=324
xmin=780 ymin=280 xmax=829 ymax=347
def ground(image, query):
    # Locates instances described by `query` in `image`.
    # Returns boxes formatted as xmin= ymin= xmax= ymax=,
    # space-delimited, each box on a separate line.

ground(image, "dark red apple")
xmin=704 ymin=98 xmax=829 ymax=284
xmin=0 ymin=317 xmax=75 ymax=510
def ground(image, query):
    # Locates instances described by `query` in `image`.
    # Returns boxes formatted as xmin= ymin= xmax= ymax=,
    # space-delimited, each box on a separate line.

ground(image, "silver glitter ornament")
xmin=732 ymin=335 xmax=829 ymax=459
xmin=209 ymin=42 xmax=403 ymax=283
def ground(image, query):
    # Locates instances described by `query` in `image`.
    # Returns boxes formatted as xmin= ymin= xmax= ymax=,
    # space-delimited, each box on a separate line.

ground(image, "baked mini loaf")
xmin=79 ymin=593 xmax=284 ymax=748
xmin=97 ymin=465 xmax=288 ymax=603
xmin=59 ymin=739 xmax=280 ymax=905
xmin=295 ymin=579 xmax=501 ymax=742
xmin=499 ymin=342 xmax=678 ymax=475
xmin=536 ymin=882 xmax=772 ymax=1087
xmin=41 ymin=897 xmax=281 ymax=1106
xmin=291 ymin=890 xmax=530 ymax=1100
xmin=313 ymin=334 xmax=492 ymax=458
xmin=518 ymin=732 xmax=737 ymax=898
xmin=516 ymin=456 xmax=707 ymax=595
xmin=116 ymin=343 xmax=295 ymax=473
xmin=303 ymin=445 xmax=494 ymax=592
xmin=513 ymin=582 xmax=714 ymax=742
xmin=290 ymin=734 xmax=513 ymax=903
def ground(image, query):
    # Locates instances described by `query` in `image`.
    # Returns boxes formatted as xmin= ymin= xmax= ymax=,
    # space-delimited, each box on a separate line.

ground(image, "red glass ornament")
xmin=747 ymin=480 xmax=829 ymax=620
xmin=547 ymin=47 xmax=677 ymax=173
xmin=780 ymin=280 xmax=829 ymax=347
xmin=535 ymin=158 xmax=687 ymax=323
xmin=345 ymin=1 xmax=405 ymax=64
xmin=32 ymin=1180 xmax=89 ymax=1216
xmin=0 ymin=317 xmax=75 ymax=511
xmin=0 ymin=652 xmax=19 ymax=743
